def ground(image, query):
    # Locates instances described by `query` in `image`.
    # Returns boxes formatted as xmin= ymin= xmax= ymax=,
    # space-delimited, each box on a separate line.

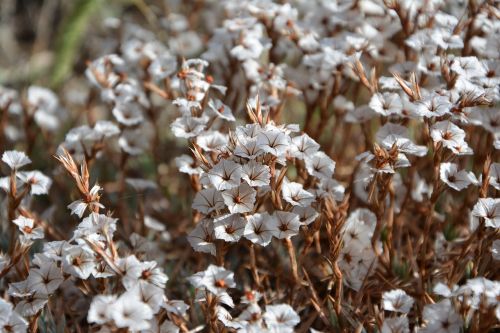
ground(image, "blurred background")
xmin=0 ymin=0 xmax=219 ymax=231
xmin=0 ymin=0 xmax=213 ymax=89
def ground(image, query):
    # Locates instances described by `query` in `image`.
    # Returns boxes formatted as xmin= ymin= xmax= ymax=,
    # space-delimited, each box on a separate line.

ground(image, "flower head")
xmin=382 ymin=289 xmax=414 ymax=313
xmin=2 ymin=151 xmax=31 ymax=170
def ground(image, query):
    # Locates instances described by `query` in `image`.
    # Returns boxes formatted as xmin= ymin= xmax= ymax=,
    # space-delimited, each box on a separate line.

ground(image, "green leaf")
xmin=391 ymin=257 xmax=410 ymax=280
xmin=50 ymin=0 xmax=102 ymax=88
xmin=443 ymin=222 xmax=458 ymax=241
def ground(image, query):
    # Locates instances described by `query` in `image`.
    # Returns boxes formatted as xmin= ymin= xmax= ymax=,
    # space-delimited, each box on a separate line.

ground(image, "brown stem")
xmin=249 ymin=243 xmax=262 ymax=289
xmin=284 ymin=238 xmax=300 ymax=283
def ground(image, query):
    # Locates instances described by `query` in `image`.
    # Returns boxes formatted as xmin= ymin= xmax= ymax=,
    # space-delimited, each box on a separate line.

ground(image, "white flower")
xmin=15 ymin=294 xmax=48 ymax=317
xmin=85 ymin=54 xmax=125 ymax=90
xmin=28 ymin=86 xmax=61 ymax=131
xmin=88 ymin=294 xmax=116 ymax=325
xmin=8 ymin=280 xmax=32 ymax=299
xmin=0 ymin=177 xmax=12 ymax=193
xmin=338 ymin=241 xmax=376 ymax=291
xmin=263 ymin=304 xmax=300 ymax=330
xmin=207 ymin=99 xmax=235 ymax=121
xmin=62 ymin=245 xmax=96 ymax=279
xmin=269 ymin=211 xmax=301 ymax=239
xmin=192 ymin=188 xmax=225 ymax=214
xmin=144 ymin=215 xmax=167 ymax=232
xmin=376 ymin=123 xmax=427 ymax=157
xmin=433 ymin=282 xmax=457 ymax=298
xmin=237 ymin=303 xmax=263 ymax=327
xmin=119 ymin=128 xmax=150 ymax=155
xmin=256 ymin=126 xmax=290 ymax=157
xmin=201 ymin=265 xmax=236 ymax=295
xmin=369 ymin=92 xmax=403 ymax=116
xmin=207 ymin=159 xmax=243 ymax=190
xmin=171 ymin=116 xmax=207 ymax=139
xmin=187 ymin=219 xmax=216 ymax=255
xmin=1 ymin=310 xmax=27 ymax=333
xmin=244 ymin=213 xmax=274 ymax=246
xmin=113 ymin=79 xmax=149 ymax=107
xmin=290 ymin=134 xmax=320 ymax=160
xmin=112 ymin=102 xmax=144 ymax=126
xmin=439 ymin=162 xmax=477 ymax=191
xmin=305 ymin=151 xmax=336 ymax=179
xmin=26 ymin=262 xmax=63 ymax=295
xmin=149 ymin=53 xmax=177 ymax=81
xmin=472 ymin=107 xmax=500 ymax=135
xmin=415 ymin=93 xmax=451 ymax=118
xmin=72 ymin=213 xmax=118 ymax=242
xmin=430 ymin=121 xmax=468 ymax=153
xmin=122 ymin=258 xmax=168 ymax=290
xmin=234 ymin=138 xmax=265 ymax=159
xmin=12 ymin=216 xmax=44 ymax=240
xmin=382 ymin=289 xmax=414 ymax=313
xmin=236 ymin=124 xmax=262 ymax=140
xmin=292 ymin=206 xmax=319 ymax=225
xmin=317 ymin=178 xmax=345 ymax=201
xmin=214 ymin=214 xmax=246 ymax=242
xmin=42 ymin=240 xmax=68 ymax=261
xmin=281 ymin=180 xmax=315 ymax=207
xmin=175 ymin=154 xmax=203 ymax=175
xmin=67 ymin=184 xmax=104 ymax=218
xmin=471 ymin=198 xmax=500 ymax=229
xmin=221 ymin=183 xmax=257 ymax=214
xmin=17 ymin=171 xmax=52 ymax=195
xmin=421 ymin=299 xmax=462 ymax=333
xmin=94 ymin=120 xmax=120 ymax=138
xmin=458 ymin=277 xmax=500 ymax=311
xmin=230 ymin=34 xmax=266 ymax=61
xmin=0 ymin=299 xmax=13 ymax=326
xmin=381 ymin=317 xmax=409 ymax=333
xmin=111 ymin=290 xmax=154 ymax=331
xmin=0 ymin=86 xmax=21 ymax=114
xmin=173 ymin=98 xmax=201 ymax=115
xmin=240 ymin=290 xmax=262 ymax=305
xmin=27 ymin=86 xmax=58 ymax=112
xmin=298 ymin=32 xmax=320 ymax=52
xmin=0 ymin=298 xmax=28 ymax=332
xmin=189 ymin=265 xmax=236 ymax=295
xmin=135 ymin=283 xmax=164 ymax=313
xmin=488 ymin=162 xmax=500 ymax=190
xmin=216 ymin=305 xmax=241 ymax=329
xmin=450 ymin=56 xmax=485 ymax=79
xmin=241 ymin=160 xmax=271 ymax=187
xmin=345 ymin=208 xmax=376 ymax=233
xmin=196 ymin=131 xmax=228 ymax=152
xmin=2 ymin=150 xmax=31 ymax=170
xmin=170 ymin=31 xmax=204 ymax=58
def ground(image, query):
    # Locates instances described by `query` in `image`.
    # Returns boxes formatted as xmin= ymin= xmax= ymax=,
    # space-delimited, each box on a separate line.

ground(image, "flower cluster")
xmin=188 ymin=264 xmax=300 ymax=332
xmin=183 ymin=100 xmax=342 ymax=255
xmin=0 ymin=0 xmax=499 ymax=332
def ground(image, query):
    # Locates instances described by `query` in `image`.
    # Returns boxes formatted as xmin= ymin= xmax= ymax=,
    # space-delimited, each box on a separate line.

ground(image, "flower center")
xmin=141 ymin=270 xmax=152 ymax=279
xmin=72 ymin=257 xmax=82 ymax=267
xmin=215 ymin=279 xmax=226 ymax=288
xmin=442 ymin=131 xmax=453 ymax=140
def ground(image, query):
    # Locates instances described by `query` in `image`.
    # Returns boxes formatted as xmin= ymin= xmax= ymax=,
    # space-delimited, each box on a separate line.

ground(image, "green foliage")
xmin=443 ymin=222 xmax=459 ymax=241
xmin=51 ymin=0 xmax=102 ymax=88
xmin=392 ymin=257 xmax=410 ymax=280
